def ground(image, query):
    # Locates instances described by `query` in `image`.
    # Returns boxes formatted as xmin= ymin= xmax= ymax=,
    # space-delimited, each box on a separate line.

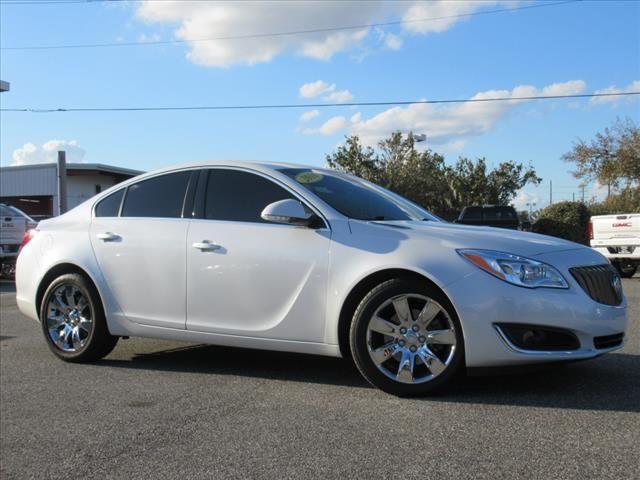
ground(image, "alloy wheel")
xmin=45 ymin=284 xmax=94 ymax=353
xmin=366 ymin=294 xmax=457 ymax=384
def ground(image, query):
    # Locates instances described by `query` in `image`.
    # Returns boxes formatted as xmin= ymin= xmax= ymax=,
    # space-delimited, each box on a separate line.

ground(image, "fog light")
xmin=496 ymin=324 xmax=580 ymax=351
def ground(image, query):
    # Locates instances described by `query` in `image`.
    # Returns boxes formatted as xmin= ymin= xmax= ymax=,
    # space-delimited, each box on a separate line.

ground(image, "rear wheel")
xmin=350 ymin=278 xmax=464 ymax=396
xmin=40 ymin=273 xmax=118 ymax=362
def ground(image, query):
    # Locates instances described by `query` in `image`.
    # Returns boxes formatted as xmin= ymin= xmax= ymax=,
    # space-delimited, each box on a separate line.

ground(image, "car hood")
xmin=353 ymin=220 xmax=585 ymax=257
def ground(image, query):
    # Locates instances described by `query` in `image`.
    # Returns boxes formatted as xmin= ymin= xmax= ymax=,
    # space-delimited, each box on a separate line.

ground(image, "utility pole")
xmin=57 ymin=151 xmax=68 ymax=215
xmin=581 ymin=185 xmax=585 ymax=203
xmin=572 ymin=192 xmax=575 ymax=202
xmin=549 ymin=180 xmax=552 ymax=205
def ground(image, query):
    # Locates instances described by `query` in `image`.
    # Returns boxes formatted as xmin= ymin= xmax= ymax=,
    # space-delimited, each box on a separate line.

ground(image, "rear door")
xmin=90 ymin=170 xmax=195 ymax=329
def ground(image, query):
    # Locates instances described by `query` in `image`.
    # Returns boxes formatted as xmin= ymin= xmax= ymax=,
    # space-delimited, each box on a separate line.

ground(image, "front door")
xmin=186 ymin=168 xmax=331 ymax=342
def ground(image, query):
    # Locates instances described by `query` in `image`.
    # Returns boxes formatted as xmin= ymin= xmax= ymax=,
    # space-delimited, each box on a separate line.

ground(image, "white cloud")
xmin=513 ymin=190 xmax=542 ymax=211
xmin=299 ymin=80 xmax=353 ymax=103
xmin=402 ymin=0 xmax=499 ymax=35
xmin=346 ymin=80 xmax=587 ymax=145
xmin=437 ymin=139 xmax=467 ymax=153
xmin=590 ymin=80 xmax=640 ymax=105
xmin=299 ymin=109 xmax=320 ymax=122
xmin=350 ymin=112 xmax=362 ymax=123
xmin=540 ymin=80 xmax=587 ymax=97
xmin=326 ymin=89 xmax=354 ymax=103
xmin=298 ymin=29 xmax=369 ymax=61
xmin=383 ymin=32 xmax=403 ymax=50
xmin=299 ymin=80 xmax=333 ymax=98
xmin=12 ymin=140 xmax=86 ymax=166
xmin=135 ymin=1 xmax=513 ymax=67
xmin=303 ymin=116 xmax=349 ymax=136
xmin=374 ymin=27 xmax=404 ymax=51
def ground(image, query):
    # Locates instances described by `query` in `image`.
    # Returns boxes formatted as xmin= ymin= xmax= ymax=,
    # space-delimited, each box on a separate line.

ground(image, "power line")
xmin=2 ymin=91 xmax=637 ymax=114
xmin=1 ymin=0 xmax=580 ymax=50
xmin=0 ymin=0 xmax=95 ymax=4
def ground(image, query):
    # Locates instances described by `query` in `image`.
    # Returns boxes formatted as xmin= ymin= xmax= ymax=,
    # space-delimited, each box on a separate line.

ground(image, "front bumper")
xmin=445 ymin=249 xmax=628 ymax=368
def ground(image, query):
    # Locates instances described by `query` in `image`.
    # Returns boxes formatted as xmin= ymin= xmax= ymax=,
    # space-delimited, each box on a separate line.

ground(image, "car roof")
xmin=146 ymin=160 xmax=331 ymax=176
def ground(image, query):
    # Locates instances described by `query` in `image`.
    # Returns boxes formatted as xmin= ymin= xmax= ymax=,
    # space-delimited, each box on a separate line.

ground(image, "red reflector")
xmin=587 ymin=221 xmax=593 ymax=240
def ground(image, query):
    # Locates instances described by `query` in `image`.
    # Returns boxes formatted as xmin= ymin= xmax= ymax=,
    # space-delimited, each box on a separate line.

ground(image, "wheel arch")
xmin=36 ymin=263 xmax=103 ymax=320
xmin=336 ymin=268 xmax=462 ymax=359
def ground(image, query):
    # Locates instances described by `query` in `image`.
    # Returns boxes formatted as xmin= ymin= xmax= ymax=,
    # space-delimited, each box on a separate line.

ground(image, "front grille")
xmin=570 ymin=265 xmax=622 ymax=306
xmin=594 ymin=333 xmax=624 ymax=350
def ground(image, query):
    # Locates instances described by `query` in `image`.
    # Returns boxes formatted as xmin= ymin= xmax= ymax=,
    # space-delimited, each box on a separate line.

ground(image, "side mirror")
xmin=261 ymin=199 xmax=316 ymax=227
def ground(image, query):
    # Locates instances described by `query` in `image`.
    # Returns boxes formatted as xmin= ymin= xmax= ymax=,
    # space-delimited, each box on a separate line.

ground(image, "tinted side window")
xmin=461 ymin=207 xmax=482 ymax=220
xmin=95 ymin=189 xmax=124 ymax=217
xmin=484 ymin=207 xmax=516 ymax=221
xmin=204 ymin=170 xmax=293 ymax=222
xmin=122 ymin=171 xmax=191 ymax=218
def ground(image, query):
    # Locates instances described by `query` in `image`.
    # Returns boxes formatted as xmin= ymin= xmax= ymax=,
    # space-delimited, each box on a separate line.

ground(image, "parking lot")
xmin=0 ymin=278 xmax=638 ymax=480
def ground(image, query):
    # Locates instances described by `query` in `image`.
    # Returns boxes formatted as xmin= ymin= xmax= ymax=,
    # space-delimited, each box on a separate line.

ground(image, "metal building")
xmin=0 ymin=163 xmax=142 ymax=218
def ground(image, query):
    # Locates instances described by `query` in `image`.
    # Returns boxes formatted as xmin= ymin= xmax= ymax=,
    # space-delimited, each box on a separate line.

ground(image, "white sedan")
xmin=15 ymin=161 xmax=628 ymax=396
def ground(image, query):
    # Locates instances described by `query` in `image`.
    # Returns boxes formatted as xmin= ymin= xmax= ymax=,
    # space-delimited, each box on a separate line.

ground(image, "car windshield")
xmin=280 ymin=168 xmax=436 ymax=221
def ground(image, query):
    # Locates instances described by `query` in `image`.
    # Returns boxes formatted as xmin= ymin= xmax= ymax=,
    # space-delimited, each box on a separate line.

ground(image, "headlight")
xmin=457 ymin=249 xmax=568 ymax=289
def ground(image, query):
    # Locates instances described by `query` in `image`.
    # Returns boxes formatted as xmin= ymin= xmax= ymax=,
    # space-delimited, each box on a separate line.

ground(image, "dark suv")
xmin=456 ymin=205 xmax=521 ymax=230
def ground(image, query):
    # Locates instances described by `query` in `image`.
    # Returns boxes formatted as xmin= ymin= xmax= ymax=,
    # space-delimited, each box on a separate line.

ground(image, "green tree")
xmin=589 ymin=188 xmax=640 ymax=215
xmin=445 ymin=158 xmax=541 ymax=208
xmin=327 ymin=132 xmax=450 ymax=211
xmin=534 ymin=201 xmax=591 ymax=245
xmin=326 ymin=131 xmax=541 ymax=215
xmin=562 ymin=118 xmax=640 ymax=192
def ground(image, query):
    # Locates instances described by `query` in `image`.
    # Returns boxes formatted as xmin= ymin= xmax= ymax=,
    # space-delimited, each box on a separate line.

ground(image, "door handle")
xmin=192 ymin=240 xmax=221 ymax=251
xmin=96 ymin=232 xmax=121 ymax=242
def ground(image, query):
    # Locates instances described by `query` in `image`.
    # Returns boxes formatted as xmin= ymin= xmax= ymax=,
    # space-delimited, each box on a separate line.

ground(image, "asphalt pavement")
xmin=1 ymin=278 xmax=638 ymax=479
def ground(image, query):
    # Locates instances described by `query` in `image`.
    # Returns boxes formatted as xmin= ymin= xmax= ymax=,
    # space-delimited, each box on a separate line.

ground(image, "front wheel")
xmin=349 ymin=278 xmax=464 ymax=396
xmin=40 ymin=273 xmax=118 ymax=362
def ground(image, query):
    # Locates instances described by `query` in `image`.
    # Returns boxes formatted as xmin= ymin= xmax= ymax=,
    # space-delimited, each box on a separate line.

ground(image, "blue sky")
xmin=1 ymin=0 xmax=639 ymax=209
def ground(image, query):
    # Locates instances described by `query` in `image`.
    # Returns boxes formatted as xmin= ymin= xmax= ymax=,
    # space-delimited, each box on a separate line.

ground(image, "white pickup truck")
xmin=589 ymin=213 xmax=640 ymax=278
xmin=0 ymin=204 xmax=37 ymax=277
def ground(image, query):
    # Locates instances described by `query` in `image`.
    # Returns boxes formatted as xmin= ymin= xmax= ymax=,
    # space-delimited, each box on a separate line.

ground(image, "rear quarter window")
xmin=95 ymin=189 xmax=125 ymax=217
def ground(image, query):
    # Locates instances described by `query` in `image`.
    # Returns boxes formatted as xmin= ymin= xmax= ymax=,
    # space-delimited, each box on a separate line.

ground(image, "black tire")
xmin=0 ymin=259 xmax=16 ymax=279
xmin=615 ymin=264 xmax=637 ymax=279
xmin=40 ymin=273 xmax=118 ymax=362
xmin=349 ymin=277 xmax=465 ymax=397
